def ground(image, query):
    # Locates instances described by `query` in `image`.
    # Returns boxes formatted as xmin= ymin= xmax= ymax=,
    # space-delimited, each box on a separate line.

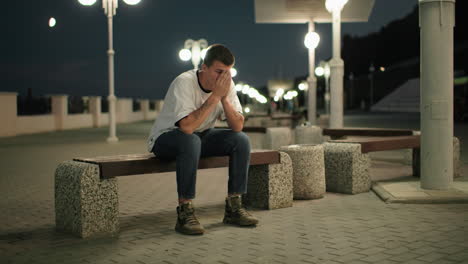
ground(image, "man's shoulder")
xmin=173 ymin=70 xmax=196 ymax=84
xmin=168 ymin=70 xmax=197 ymax=96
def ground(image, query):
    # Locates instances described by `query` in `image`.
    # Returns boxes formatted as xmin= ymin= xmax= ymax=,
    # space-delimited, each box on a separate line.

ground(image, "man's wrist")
xmin=210 ymin=93 xmax=223 ymax=101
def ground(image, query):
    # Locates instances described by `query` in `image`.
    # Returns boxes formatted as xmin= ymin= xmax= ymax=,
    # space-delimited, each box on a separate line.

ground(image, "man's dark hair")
xmin=203 ymin=44 xmax=235 ymax=67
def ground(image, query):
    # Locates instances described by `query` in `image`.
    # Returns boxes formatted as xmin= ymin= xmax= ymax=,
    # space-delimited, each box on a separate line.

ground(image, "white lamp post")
xmin=78 ymin=0 xmax=142 ymax=143
xmin=304 ymin=21 xmax=320 ymax=125
xmin=368 ymin=63 xmax=375 ymax=110
xmin=179 ymin=39 xmax=208 ymax=70
xmin=315 ymin=61 xmax=331 ymax=115
xmin=325 ymin=0 xmax=348 ymax=128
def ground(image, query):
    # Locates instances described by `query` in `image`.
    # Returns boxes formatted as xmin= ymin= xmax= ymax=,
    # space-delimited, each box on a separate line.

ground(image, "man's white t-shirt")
xmin=147 ymin=69 xmax=243 ymax=152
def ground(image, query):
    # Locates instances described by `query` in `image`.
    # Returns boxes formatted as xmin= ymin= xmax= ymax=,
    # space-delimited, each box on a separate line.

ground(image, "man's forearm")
xmin=178 ymin=94 xmax=221 ymax=134
xmin=222 ymin=98 xmax=244 ymax=132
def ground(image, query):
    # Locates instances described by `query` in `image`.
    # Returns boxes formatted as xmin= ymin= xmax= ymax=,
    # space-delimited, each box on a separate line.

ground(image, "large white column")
xmin=419 ymin=0 xmax=455 ymax=189
xmin=329 ymin=9 xmax=344 ymax=128
xmin=307 ymin=20 xmax=317 ymax=125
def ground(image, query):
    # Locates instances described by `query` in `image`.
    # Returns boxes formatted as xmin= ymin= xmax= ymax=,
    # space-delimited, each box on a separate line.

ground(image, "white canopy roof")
xmin=255 ymin=0 xmax=375 ymax=24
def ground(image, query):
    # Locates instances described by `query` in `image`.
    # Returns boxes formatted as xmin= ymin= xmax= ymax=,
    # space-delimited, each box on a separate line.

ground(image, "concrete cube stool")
xmin=295 ymin=125 xmax=324 ymax=144
xmin=280 ymin=144 xmax=325 ymax=199
xmin=264 ymin=127 xmax=293 ymax=150
xmin=323 ymin=143 xmax=371 ymax=194
xmin=55 ymin=161 xmax=119 ymax=238
xmin=243 ymin=152 xmax=293 ymax=209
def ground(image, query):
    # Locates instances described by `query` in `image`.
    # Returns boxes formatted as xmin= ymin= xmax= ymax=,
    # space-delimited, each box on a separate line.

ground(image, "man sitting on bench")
xmin=147 ymin=44 xmax=258 ymax=235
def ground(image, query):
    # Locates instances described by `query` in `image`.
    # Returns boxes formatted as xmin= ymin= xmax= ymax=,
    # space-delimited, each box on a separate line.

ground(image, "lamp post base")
xmin=107 ymin=136 xmax=119 ymax=143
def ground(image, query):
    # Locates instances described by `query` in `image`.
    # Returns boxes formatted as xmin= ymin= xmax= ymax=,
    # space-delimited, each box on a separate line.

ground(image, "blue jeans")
xmin=152 ymin=128 xmax=251 ymax=199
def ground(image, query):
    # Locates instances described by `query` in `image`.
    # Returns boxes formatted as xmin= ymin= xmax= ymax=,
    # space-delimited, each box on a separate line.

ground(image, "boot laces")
xmin=183 ymin=208 xmax=200 ymax=225
xmin=237 ymin=207 xmax=251 ymax=218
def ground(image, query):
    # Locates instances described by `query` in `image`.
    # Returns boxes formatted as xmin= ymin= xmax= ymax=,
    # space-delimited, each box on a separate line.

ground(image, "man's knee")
xmin=232 ymin=131 xmax=251 ymax=151
xmin=177 ymin=131 xmax=201 ymax=154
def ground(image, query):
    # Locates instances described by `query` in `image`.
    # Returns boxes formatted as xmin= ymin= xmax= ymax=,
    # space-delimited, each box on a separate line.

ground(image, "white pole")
xmin=307 ymin=20 xmax=317 ymax=125
xmin=191 ymin=41 xmax=201 ymax=70
xmin=106 ymin=0 xmax=118 ymax=142
xmin=419 ymin=0 xmax=455 ymax=189
xmin=329 ymin=9 xmax=344 ymax=128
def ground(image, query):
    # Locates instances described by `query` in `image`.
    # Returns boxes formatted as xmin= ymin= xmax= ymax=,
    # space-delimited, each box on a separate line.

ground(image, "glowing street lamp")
xmin=298 ymin=81 xmax=308 ymax=91
xmin=49 ymin=17 xmax=56 ymax=28
xmin=78 ymin=0 xmax=142 ymax=143
xmin=326 ymin=0 xmax=348 ymax=128
xmin=179 ymin=39 xmax=208 ymax=70
xmin=304 ymin=21 xmax=320 ymax=125
xmin=230 ymin=68 xmax=238 ymax=78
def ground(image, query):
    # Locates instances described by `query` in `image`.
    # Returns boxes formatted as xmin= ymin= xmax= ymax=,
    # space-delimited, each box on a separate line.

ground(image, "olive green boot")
xmin=223 ymin=195 xmax=259 ymax=226
xmin=175 ymin=202 xmax=205 ymax=235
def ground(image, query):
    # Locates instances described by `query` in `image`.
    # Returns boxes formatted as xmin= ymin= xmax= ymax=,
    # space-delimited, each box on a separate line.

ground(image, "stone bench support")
xmin=280 ymin=144 xmax=325 ymax=199
xmin=55 ymin=161 xmax=119 ymax=238
xmin=323 ymin=143 xmax=371 ymax=194
xmin=243 ymin=152 xmax=293 ymax=209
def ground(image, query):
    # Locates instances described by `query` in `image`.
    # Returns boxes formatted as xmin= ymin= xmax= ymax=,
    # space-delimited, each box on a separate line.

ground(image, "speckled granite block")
xmin=412 ymin=137 xmax=461 ymax=178
xmin=265 ymin=127 xmax=293 ymax=150
xmin=55 ymin=161 xmax=119 ymax=238
xmin=280 ymin=144 xmax=325 ymax=199
xmin=244 ymin=152 xmax=293 ymax=209
xmin=323 ymin=143 xmax=371 ymax=194
xmin=294 ymin=125 xmax=324 ymax=144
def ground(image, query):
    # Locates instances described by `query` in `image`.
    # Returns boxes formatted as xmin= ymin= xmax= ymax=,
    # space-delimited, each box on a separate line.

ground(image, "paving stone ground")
xmin=1 ymin=113 xmax=468 ymax=264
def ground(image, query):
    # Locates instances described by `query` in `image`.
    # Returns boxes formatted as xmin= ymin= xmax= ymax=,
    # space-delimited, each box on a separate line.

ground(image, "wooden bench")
xmin=74 ymin=150 xmax=280 ymax=179
xmin=324 ymin=134 xmax=461 ymax=194
xmin=55 ymin=150 xmax=293 ymax=238
xmin=329 ymin=135 xmax=420 ymax=153
xmin=323 ymin=127 xmax=414 ymax=139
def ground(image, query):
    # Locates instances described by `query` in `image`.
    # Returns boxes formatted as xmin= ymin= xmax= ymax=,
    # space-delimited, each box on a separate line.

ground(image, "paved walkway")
xmin=1 ymin=113 xmax=468 ymax=264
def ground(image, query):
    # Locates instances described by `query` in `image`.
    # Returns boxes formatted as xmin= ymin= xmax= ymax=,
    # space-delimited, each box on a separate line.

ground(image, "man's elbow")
xmin=179 ymin=127 xmax=194 ymax=134
xmin=231 ymin=122 xmax=243 ymax=132
xmin=232 ymin=127 xmax=243 ymax=133
xmin=178 ymin=121 xmax=194 ymax=134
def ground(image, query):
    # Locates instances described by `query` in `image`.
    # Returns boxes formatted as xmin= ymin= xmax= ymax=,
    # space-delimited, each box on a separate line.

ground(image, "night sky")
xmin=1 ymin=0 xmax=417 ymax=100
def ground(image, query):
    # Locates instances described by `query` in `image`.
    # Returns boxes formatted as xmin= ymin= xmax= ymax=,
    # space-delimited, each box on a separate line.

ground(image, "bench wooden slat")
xmin=214 ymin=126 xmax=268 ymax=133
xmin=323 ymin=127 xmax=414 ymax=137
xmin=74 ymin=150 xmax=280 ymax=179
xmin=329 ymin=135 xmax=420 ymax=153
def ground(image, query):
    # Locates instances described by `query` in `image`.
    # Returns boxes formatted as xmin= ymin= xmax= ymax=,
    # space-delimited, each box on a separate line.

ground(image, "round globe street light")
xmin=304 ymin=20 xmax=320 ymax=125
xmin=304 ymin=32 xmax=320 ymax=50
xmin=230 ymin=68 xmax=238 ymax=78
xmin=326 ymin=0 xmax=348 ymax=128
xmin=49 ymin=17 xmax=56 ymax=28
xmin=178 ymin=49 xmax=191 ymax=61
xmin=78 ymin=0 xmax=97 ymax=6
xmin=298 ymin=81 xmax=308 ymax=91
xmin=179 ymin=39 xmax=208 ymax=70
xmin=78 ymin=0 xmax=142 ymax=143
